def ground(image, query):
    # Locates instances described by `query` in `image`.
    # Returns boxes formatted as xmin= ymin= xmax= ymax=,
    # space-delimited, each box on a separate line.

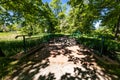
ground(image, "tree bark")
xmin=115 ymin=16 xmax=120 ymax=40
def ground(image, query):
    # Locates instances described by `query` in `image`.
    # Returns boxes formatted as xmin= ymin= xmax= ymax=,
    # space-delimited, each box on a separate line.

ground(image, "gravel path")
xmin=6 ymin=36 xmax=118 ymax=80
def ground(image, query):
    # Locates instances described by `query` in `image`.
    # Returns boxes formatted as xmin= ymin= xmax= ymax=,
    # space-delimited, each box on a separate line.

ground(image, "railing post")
xmin=15 ymin=35 xmax=28 ymax=54
xmin=23 ymin=35 xmax=26 ymax=54
xmin=100 ymin=36 xmax=105 ymax=55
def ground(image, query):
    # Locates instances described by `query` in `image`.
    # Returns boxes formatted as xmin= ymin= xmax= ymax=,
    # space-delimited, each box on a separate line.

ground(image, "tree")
xmin=67 ymin=0 xmax=98 ymax=33
xmin=50 ymin=0 xmax=67 ymax=33
xmin=50 ymin=0 xmax=62 ymax=17
xmin=68 ymin=0 xmax=120 ymax=39
xmin=0 ymin=0 xmax=58 ymax=33
xmin=99 ymin=0 xmax=120 ymax=40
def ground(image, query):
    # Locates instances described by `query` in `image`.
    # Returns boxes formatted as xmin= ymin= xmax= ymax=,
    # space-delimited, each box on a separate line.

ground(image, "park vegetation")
xmin=0 ymin=0 xmax=120 ymax=79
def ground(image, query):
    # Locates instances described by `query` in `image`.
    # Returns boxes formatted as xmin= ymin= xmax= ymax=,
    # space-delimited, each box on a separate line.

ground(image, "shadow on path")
xmin=4 ymin=36 xmax=119 ymax=80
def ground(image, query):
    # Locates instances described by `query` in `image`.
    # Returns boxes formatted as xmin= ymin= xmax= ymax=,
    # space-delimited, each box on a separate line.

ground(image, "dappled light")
xmin=0 ymin=0 xmax=120 ymax=79
xmin=3 ymin=36 xmax=118 ymax=80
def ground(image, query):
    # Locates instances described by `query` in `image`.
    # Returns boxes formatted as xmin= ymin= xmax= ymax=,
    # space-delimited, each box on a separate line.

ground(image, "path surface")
xmin=6 ymin=36 xmax=117 ymax=80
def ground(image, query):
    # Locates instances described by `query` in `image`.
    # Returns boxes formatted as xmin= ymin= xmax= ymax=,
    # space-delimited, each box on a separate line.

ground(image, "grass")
xmin=0 ymin=57 xmax=17 ymax=79
xmin=0 ymin=32 xmax=65 ymax=79
xmin=0 ymin=32 xmax=120 ymax=79
xmin=76 ymin=35 xmax=120 ymax=62
xmin=0 ymin=31 xmax=22 ymax=41
xmin=97 ymin=59 xmax=120 ymax=77
xmin=73 ymin=34 xmax=120 ymax=77
xmin=0 ymin=32 xmax=65 ymax=56
xmin=1 ymin=32 xmax=120 ymax=58
xmin=0 ymin=32 xmax=48 ymax=56
xmin=0 ymin=32 xmax=50 ymax=79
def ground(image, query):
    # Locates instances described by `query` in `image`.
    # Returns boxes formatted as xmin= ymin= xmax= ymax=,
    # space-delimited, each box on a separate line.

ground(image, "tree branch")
xmin=0 ymin=0 xmax=11 ymax=4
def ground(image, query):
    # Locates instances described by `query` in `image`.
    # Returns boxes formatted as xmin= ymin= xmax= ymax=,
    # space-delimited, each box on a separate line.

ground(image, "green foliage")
xmin=71 ymin=30 xmax=81 ymax=38
xmin=0 ymin=0 xmax=119 ymax=36
xmin=0 ymin=40 xmax=23 ymax=56
xmin=0 ymin=0 xmax=120 ymax=78
xmin=77 ymin=35 xmax=120 ymax=62
xmin=97 ymin=59 xmax=120 ymax=77
xmin=68 ymin=0 xmax=120 ymax=39
xmin=50 ymin=0 xmax=62 ymax=17
xmin=0 ymin=57 xmax=17 ymax=79
xmin=0 ymin=0 xmax=58 ymax=33
xmin=0 ymin=32 xmax=66 ymax=57
xmin=68 ymin=0 xmax=99 ymax=33
xmin=94 ymin=28 xmax=114 ymax=39
xmin=49 ymin=0 xmax=67 ymax=33
xmin=0 ymin=34 xmax=48 ymax=56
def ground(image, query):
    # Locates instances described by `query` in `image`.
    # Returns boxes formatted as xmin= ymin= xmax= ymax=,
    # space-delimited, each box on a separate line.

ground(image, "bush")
xmin=77 ymin=36 xmax=120 ymax=61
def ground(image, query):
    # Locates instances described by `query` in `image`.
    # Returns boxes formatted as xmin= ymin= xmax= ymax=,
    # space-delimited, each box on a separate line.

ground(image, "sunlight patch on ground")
xmin=6 ymin=36 xmax=116 ymax=80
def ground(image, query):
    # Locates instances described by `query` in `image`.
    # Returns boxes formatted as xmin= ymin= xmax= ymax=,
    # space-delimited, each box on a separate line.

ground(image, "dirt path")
xmin=6 ymin=36 xmax=118 ymax=80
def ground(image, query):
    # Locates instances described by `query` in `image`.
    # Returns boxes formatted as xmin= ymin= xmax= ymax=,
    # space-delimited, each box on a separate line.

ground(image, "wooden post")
xmin=23 ymin=35 xmax=26 ymax=53
xmin=15 ymin=35 xmax=27 ymax=53
xmin=100 ymin=36 xmax=105 ymax=55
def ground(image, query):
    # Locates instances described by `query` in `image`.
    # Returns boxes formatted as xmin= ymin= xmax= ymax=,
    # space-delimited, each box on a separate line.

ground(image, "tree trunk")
xmin=115 ymin=16 xmax=120 ymax=40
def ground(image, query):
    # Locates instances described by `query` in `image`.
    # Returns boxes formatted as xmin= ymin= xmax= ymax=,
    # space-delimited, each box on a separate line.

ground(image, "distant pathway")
xmin=6 ymin=36 xmax=117 ymax=80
